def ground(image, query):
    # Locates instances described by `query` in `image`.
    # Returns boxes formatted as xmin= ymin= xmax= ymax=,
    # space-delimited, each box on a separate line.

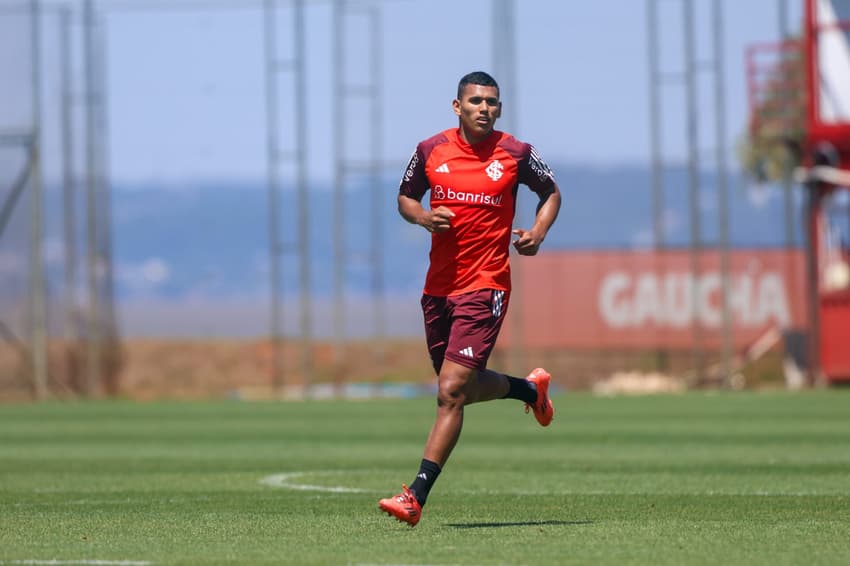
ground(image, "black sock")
xmin=502 ymin=375 xmax=538 ymax=404
xmin=409 ymin=458 xmax=441 ymax=507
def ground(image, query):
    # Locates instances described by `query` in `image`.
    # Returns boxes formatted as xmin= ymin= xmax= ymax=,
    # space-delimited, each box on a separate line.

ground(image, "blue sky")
xmin=70 ymin=0 xmax=803 ymax=185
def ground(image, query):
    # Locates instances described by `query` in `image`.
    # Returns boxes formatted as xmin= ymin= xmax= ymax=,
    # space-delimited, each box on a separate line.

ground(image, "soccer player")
xmin=378 ymin=71 xmax=562 ymax=526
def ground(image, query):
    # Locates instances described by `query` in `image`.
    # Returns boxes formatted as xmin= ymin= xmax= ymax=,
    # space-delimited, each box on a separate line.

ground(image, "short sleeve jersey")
xmin=399 ymin=128 xmax=556 ymax=297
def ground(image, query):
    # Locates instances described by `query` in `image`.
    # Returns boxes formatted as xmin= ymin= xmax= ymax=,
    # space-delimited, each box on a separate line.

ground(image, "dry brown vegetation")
xmin=0 ymin=338 xmax=789 ymax=401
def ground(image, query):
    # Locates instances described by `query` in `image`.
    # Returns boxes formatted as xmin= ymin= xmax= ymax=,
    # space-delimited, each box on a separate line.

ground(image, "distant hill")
xmin=102 ymin=163 xmax=800 ymax=297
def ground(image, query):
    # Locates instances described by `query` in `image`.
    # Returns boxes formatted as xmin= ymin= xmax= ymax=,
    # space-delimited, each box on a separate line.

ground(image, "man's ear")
xmin=495 ymin=102 xmax=502 ymax=118
xmin=452 ymin=98 xmax=461 ymax=116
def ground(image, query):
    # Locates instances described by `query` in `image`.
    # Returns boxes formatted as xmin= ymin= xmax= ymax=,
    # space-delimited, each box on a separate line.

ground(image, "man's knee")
xmin=437 ymin=364 xmax=476 ymax=409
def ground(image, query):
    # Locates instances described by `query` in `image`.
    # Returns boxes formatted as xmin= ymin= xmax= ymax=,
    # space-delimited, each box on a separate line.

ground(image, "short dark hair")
xmin=457 ymin=71 xmax=500 ymax=99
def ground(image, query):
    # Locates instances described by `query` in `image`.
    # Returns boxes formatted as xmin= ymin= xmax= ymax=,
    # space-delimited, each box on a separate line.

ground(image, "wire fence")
xmin=0 ymin=0 xmax=811 ymax=400
xmin=0 ymin=1 xmax=120 ymax=400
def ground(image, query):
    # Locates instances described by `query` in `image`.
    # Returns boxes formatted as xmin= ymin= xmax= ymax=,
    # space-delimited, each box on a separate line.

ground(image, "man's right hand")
xmin=422 ymin=206 xmax=455 ymax=233
xmin=398 ymin=194 xmax=455 ymax=233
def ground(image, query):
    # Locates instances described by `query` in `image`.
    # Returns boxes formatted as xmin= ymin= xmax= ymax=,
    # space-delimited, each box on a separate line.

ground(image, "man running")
xmin=379 ymin=71 xmax=562 ymax=527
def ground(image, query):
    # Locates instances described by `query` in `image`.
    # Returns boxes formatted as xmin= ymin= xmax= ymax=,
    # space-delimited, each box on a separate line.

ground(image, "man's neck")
xmin=458 ymin=127 xmax=493 ymax=146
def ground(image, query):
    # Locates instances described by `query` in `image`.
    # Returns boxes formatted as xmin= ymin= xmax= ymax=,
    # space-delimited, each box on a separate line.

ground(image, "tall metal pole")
xmin=60 ymin=5 xmax=77 ymax=388
xmin=803 ymin=0 xmax=821 ymax=386
xmin=713 ymin=0 xmax=733 ymax=383
xmin=777 ymin=0 xmax=798 ymax=367
xmin=779 ymin=0 xmax=795 ymax=251
xmin=684 ymin=0 xmax=704 ymax=381
xmin=369 ymin=3 xmax=385 ymax=368
xmin=29 ymin=0 xmax=48 ymax=400
xmin=83 ymin=0 xmax=101 ymax=396
xmin=332 ymin=0 xmax=346 ymax=387
xmin=803 ymin=187 xmax=821 ymax=385
xmin=492 ymin=0 xmax=516 ymax=133
xmin=263 ymin=0 xmax=284 ymax=392
xmin=97 ymin=8 xmax=117 ymax=393
xmin=293 ymin=0 xmax=313 ymax=389
xmin=647 ymin=0 xmax=663 ymax=249
xmin=647 ymin=0 xmax=668 ymax=370
xmin=492 ymin=0 xmax=523 ymax=372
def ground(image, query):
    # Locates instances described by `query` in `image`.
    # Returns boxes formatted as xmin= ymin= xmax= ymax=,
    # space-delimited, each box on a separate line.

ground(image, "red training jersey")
xmin=399 ymin=128 xmax=557 ymax=297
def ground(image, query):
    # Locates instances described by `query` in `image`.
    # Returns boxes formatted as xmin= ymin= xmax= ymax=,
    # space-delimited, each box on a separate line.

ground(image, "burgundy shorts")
xmin=421 ymin=288 xmax=510 ymax=373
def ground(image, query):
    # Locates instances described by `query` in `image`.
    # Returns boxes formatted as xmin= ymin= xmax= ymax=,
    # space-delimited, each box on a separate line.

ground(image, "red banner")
xmin=507 ymin=249 xmax=808 ymax=349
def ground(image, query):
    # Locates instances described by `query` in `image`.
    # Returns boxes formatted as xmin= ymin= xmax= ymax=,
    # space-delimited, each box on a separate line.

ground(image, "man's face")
xmin=453 ymin=83 xmax=501 ymax=144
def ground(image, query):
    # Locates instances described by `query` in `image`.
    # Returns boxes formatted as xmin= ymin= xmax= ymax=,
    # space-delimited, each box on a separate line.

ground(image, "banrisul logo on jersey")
xmin=432 ymin=184 xmax=504 ymax=206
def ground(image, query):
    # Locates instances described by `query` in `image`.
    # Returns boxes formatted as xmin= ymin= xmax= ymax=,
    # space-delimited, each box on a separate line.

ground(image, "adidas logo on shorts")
xmin=459 ymin=346 xmax=474 ymax=358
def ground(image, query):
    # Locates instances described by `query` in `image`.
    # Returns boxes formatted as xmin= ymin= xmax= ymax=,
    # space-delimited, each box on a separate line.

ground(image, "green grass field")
xmin=2 ymin=391 xmax=849 ymax=565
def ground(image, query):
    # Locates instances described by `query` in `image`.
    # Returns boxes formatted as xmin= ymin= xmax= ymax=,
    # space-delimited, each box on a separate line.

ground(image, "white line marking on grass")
xmin=260 ymin=472 xmax=368 ymax=493
xmin=4 ymin=561 xmax=153 ymax=565
xmin=67 ymin=499 xmax=133 ymax=506
xmin=453 ymin=488 xmax=846 ymax=497
xmin=258 ymin=473 xmax=846 ymax=497
xmin=14 ymin=496 xmax=213 ymax=508
xmin=352 ymin=564 xmax=471 ymax=566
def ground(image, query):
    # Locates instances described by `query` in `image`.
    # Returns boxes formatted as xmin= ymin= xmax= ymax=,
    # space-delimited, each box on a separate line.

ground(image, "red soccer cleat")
xmin=378 ymin=484 xmax=422 ymax=527
xmin=525 ymin=367 xmax=554 ymax=426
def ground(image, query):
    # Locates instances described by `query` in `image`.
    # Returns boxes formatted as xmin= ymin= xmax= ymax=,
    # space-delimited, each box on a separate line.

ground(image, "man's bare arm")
xmin=511 ymin=185 xmax=562 ymax=256
xmin=398 ymin=193 xmax=455 ymax=233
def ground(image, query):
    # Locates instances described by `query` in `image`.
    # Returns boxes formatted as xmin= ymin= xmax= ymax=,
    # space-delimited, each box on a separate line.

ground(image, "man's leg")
xmin=419 ymin=364 xmax=552 ymax=466
xmin=422 ymin=359 xmax=488 ymax=467
xmin=406 ymin=360 xmax=507 ymax=506
xmin=379 ymin=367 xmax=552 ymax=525
xmin=477 ymin=368 xmax=554 ymax=425
xmin=378 ymin=360 xmax=474 ymax=526
xmin=380 ymin=360 xmax=511 ymax=524
xmin=480 ymin=368 xmax=535 ymax=404
xmin=380 ymin=290 xmax=552 ymax=525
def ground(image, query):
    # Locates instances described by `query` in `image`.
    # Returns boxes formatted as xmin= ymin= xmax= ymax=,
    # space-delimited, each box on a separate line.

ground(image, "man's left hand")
xmin=511 ymin=228 xmax=543 ymax=256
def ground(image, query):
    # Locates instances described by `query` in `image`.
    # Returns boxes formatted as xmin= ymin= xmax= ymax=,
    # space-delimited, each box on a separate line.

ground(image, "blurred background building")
xmin=1 ymin=0 xmax=848 ymax=400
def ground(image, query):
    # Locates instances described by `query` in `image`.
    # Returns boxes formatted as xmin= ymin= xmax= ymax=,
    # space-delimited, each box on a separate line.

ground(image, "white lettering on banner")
xmin=755 ymin=273 xmax=789 ymax=325
xmin=598 ymin=271 xmax=791 ymax=328
xmin=665 ymin=273 xmax=691 ymax=327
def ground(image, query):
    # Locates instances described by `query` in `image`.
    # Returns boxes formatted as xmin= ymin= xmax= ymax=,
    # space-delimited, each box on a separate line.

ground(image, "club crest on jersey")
xmin=485 ymin=160 xmax=504 ymax=181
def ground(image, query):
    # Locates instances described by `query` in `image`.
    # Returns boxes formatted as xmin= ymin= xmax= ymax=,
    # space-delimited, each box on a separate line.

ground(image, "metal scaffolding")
xmin=0 ymin=1 xmax=46 ymax=398
xmin=264 ymin=0 xmax=311 ymax=393
xmin=332 ymin=0 xmax=384 ymax=390
xmin=646 ymin=0 xmax=733 ymax=383
xmin=17 ymin=0 xmax=391 ymax=398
